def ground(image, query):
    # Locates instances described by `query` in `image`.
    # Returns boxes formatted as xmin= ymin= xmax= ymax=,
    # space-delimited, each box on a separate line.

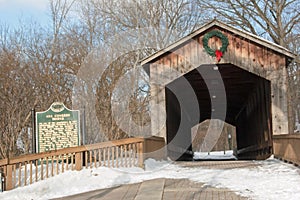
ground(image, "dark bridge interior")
xmin=166 ymin=64 xmax=273 ymax=161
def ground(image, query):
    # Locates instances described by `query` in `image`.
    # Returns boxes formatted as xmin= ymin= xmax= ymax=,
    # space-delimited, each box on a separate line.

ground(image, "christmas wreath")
xmin=202 ymin=30 xmax=228 ymax=62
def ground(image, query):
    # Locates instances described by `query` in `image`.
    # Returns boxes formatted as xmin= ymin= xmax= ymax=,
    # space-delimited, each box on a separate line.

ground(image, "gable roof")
xmin=141 ymin=19 xmax=296 ymax=66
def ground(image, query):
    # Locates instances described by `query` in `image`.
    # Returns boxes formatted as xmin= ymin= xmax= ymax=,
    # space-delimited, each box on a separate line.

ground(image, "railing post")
xmin=75 ymin=152 xmax=82 ymax=171
xmin=5 ymin=164 xmax=13 ymax=191
xmin=138 ymin=141 xmax=144 ymax=169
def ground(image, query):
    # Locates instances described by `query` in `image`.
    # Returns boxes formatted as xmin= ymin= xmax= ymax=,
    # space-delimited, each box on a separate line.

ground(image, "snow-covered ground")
xmin=0 ymin=156 xmax=300 ymax=200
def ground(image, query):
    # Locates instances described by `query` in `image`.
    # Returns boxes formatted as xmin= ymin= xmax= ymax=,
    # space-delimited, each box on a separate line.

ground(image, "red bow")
xmin=215 ymin=50 xmax=223 ymax=62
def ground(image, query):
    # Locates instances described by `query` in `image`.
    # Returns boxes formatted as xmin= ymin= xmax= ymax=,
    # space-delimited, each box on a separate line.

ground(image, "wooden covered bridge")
xmin=142 ymin=20 xmax=295 ymax=161
xmin=0 ymin=20 xmax=298 ymax=192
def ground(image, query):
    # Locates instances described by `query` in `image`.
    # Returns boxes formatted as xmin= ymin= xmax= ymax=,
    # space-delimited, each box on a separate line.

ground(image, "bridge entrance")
xmin=141 ymin=20 xmax=294 ymax=162
xmin=191 ymin=119 xmax=237 ymax=157
xmin=165 ymin=64 xmax=272 ymax=160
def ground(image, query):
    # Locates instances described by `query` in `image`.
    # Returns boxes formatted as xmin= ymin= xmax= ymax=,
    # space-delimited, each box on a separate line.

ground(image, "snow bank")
xmin=0 ymin=157 xmax=299 ymax=200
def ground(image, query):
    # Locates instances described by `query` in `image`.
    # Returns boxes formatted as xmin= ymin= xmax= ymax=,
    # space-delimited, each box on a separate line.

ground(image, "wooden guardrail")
xmin=0 ymin=137 xmax=145 ymax=191
xmin=273 ymin=134 xmax=300 ymax=166
xmin=236 ymin=142 xmax=272 ymax=160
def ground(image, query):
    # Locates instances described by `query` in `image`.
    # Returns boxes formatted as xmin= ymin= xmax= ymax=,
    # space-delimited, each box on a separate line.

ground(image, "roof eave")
xmin=141 ymin=20 xmax=296 ymax=66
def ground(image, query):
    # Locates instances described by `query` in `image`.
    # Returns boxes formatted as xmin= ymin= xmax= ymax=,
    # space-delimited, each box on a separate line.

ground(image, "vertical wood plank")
xmin=75 ymin=152 xmax=82 ymax=171
xmin=222 ymin=31 xmax=231 ymax=62
xmin=248 ymin=41 xmax=256 ymax=71
xmin=94 ymin=149 xmax=98 ymax=168
xmin=120 ymin=146 xmax=123 ymax=167
xmin=46 ymin=158 xmax=49 ymax=178
xmin=161 ymin=56 xmax=166 ymax=75
xmin=241 ymin=37 xmax=249 ymax=69
xmin=181 ymin=43 xmax=187 ymax=74
xmin=98 ymin=149 xmax=101 ymax=167
xmin=131 ymin=143 xmax=134 ymax=167
xmin=71 ymin=153 xmax=74 ymax=170
xmin=236 ymin=36 xmax=243 ymax=67
xmin=189 ymin=39 xmax=196 ymax=66
xmin=116 ymin=146 xmax=119 ymax=168
xmin=133 ymin=143 xmax=137 ymax=166
xmin=51 ymin=156 xmax=54 ymax=177
xmin=124 ymin=144 xmax=128 ymax=167
xmin=265 ymin=48 xmax=272 ymax=71
xmin=103 ymin=148 xmax=106 ymax=167
xmin=184 ymin=42 xmax=191 ymax=72
xmin=176 ymin=48 xmax=183 ymax=73
xmin=89 ymin=151 xmax=93 ymax=169
xmin=169 ymin=52 xmax=177 ymax=80
xmin=35 ymin=160 xmax=38 ymax=182
xmin=62 ymin=154 xmax=65 ymax=173
xmin=41 ymin=158 xmax=44 ymax=180
xmin=30 ymin=161 xmax=32 ymax=184
xmin=91 ymin=150 xmax=96 ymax=167
xmin=107 ymin=147 xmax=111 ymax=168
xmin=128 ymin=144 xmax=131 ymax=167
xmin=197 ymin=35 xmax=203 ymax=66
xmin=13 ymin=164 xmax=16 ymax=187
xmin=66 ymin=154 xmax=69 ymax=171
xmin=18 ymin=163 xmax=21 ymax=187
xmin=138 ymin=142 xmax=144 ymax=168
xmin=253 ymin=45 xmax=261 ymax=72
xmin=56 ymin=156 xmax=59 ymax=175
xmin=230 ymin=35 xmax=238 ymax=67
xmin=6 ymin=165 xmax=13 ymax=190
xmin=95 ymin=150 xmax=98 ymax=168
xmin=111 ymin=147 xmax=115 ymax=167
xmin=131 ymin=144 xmax=134 ymax=167
xmin=85 ymin=151 xmax=88 ymax=169
xmin=24 ymin=162 xmax=27 ymax=186
xmin=257 ymin=45 xmax=264 ymax=69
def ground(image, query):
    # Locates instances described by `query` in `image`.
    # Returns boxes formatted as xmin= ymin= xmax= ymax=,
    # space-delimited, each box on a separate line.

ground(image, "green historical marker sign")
xmin=36 ymin=102 xmax=80 ymax=153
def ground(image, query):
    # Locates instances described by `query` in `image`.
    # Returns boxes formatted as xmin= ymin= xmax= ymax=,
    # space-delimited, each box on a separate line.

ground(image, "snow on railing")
xmin=0 ymin=137 xmax=145 ymax=191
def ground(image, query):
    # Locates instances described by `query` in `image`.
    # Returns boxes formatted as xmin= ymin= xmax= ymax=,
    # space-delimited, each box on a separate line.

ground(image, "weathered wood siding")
xmin=149 ymin=27 xmax=289 ymax=140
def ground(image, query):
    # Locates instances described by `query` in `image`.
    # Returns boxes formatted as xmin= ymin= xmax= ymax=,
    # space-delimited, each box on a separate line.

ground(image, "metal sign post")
xmin=31 ymin=108 xmax=36 ymax=153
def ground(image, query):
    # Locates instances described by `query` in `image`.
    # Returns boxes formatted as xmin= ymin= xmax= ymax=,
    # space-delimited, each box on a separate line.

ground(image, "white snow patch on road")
xmin=193 ymin=150 xmax=237 ymax=160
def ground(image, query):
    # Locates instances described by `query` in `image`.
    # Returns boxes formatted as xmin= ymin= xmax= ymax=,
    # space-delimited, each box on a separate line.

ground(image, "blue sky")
xmin=0 ymin=0 xmax=49 ymax=28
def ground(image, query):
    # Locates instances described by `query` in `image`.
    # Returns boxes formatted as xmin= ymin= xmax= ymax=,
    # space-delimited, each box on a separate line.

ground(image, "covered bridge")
xmin=142 ymin=20 xmax=295 ymax=161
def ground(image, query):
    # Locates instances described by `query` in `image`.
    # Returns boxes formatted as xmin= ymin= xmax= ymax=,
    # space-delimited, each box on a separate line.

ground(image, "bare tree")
xmin=287 ymin=22 xmax=300 ymax=132
xmin=0 ymin=1 xmax=85 ymax=158
xmin=98 ymin=0 xmax=206 ymax=48
xmin=1 ymin=0 xmax=299 ymax=160
xmin=197 ymin=0 xmax=299 ymax=47
xmin=197 ymin=0 xmax=300 ymax=133
xmin=72 ymin=0 xmax=208 ymax=142
xmin=0 ymin=27 xmax=36 ymax=158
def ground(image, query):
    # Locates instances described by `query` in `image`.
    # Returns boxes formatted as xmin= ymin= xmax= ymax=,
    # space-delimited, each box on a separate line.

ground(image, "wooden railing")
xmin=236 ymin=142 xmax=272 ymax=160
xmin=273 ymin=134 xmax=300 ymax=166
xmin=0 ymin=137 xmax=144 ymax=191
